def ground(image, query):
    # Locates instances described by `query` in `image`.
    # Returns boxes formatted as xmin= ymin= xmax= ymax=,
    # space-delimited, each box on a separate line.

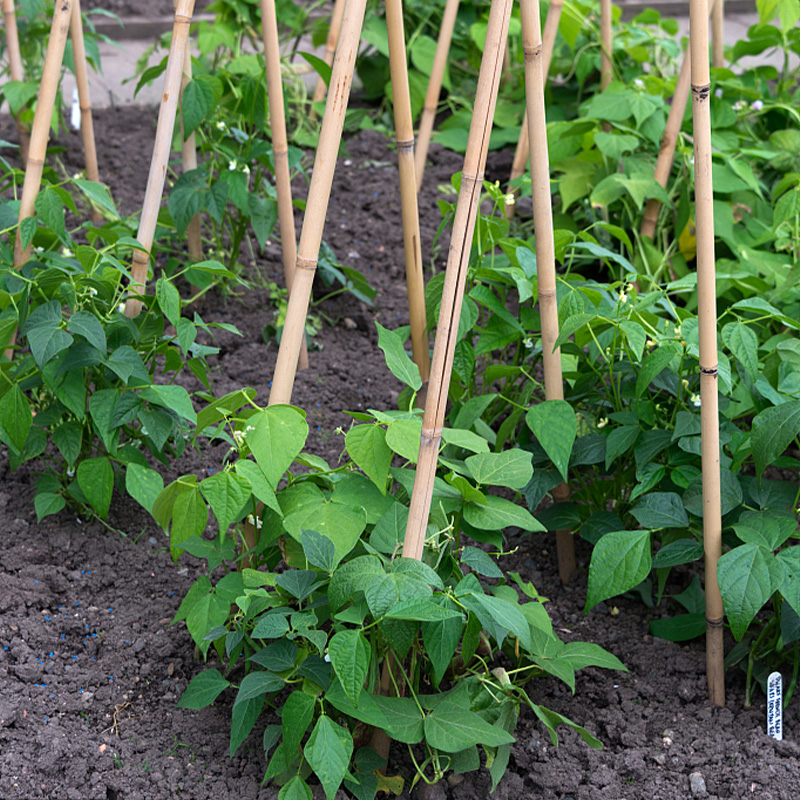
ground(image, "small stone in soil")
xmin=689 ymin=772 xmax=707 ymax=795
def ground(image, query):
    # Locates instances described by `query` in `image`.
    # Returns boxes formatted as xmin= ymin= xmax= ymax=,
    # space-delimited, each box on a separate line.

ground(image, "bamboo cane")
xmin=385 ymin=0 xmax=429 ymax=383
xmin=711 ymin=0 xmax=723 ymax=68
xmin=69 ymin=0 xmax=102 ymax=225
xmin=12 ymin=0 xmax=73 ymax=271
xmin=403 ymin=0 xmax=513 ymax=561
xmin=124 ymin=0 xmax=196 ymax=318
xmin=504 ymin=0 xmax=562 ymax=218
xmin=600 ymin=0 xmax=612 ymax=90
xmin=519 ymin=0 xmax=575 ymax=583
xmin=260 ymin=0 xmax=309 ymax=370
xmin=268 ymin=0 xmax=368 ymax=406
xmin=310 ymin=0 xmax=345 ymax=117
xmin=3 ymin=0 xmax=29 ymax=163
xmin=177 ymin=10 xmax=203 ymax=262
xmin=414 ymin=0 xmax=459 ymax=191
xmin=4 ymin=0 xmax=73 ymax=360
xmin=690 ymin=0 xmax=725 ymax=707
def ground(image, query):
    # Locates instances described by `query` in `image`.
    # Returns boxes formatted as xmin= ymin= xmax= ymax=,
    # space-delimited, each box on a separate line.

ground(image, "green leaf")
xmin=284 ymin=503 xmax=366 ymax=566
xmin=385 ymin=417 xmax=422 ymax=463
xmin=74 ymin=179 xmax=118 ymax=217
xmin=526 ymin=400 xmax=576 ymax=482
xmin=230 ymin=694 xmax=263 ymax=757
xmin=586 ymin=530 xmax=652 ymax=612
xmin=35 ymin=186 xmax=68 ymax=243
xmin=304 ymin=717 xmax=353 ymax=800
xmin=279 ymin=777 xmax=312 ymax=800
xmin=635 ymin=342 xmax=681 ymax=397
xmin=34 ymin=492 xmax=65 ymax=522
xmin=156 ymin=277 xmax=182 ymax=329
xmin=465 ymin=450 xmax=533 ymax=489
xmin=651 ymin=539 xmax=704 ymax=568
xmin=464 ymin=494 xmax=545 ymax=532
xmin=461 ymin=546 xmax=504 ymax=579
xmin=66 ymin=311 xmax=106 ymax=354
xmin=422 ymin=608 xmax=463 ymax=688
xmin=245 ymin=405 xmax=309 ymax=486
xmin=722 ymin=322 xmax=759 ymax=379
xmin=346 ymin=424 xmax=392 ymax=493
xmin=169 ymin=486 xmax=208 ymax=561
xmin=384 ymin=599 xmax=463 ymax=622
xmin=471 ymin=593 xmax=532 ymax=650
xmin=177 ymin=669 xmax=230 ymax=709
xmin=200 ymin=471 xmax=251 ymax=535
xmin=139 ymin=385 xmax=197 ymax=424
xmin=181 ymin=77 xmax=215 ymax=136
xmin=76 ymin=457 xmax=113 ymax=519
xmin=328 ymin=630 xmax=370 ymax=707
xmin=423 ymin=701 xmax=515 ymax=752
xmin=301 ymin=529 xmax=337 ymax=573
xmin=649 ymin=613 xmax=706 ymax=642
xmin=604 ymin=424 xmax=640 ymax=470
xmin=125 ymin=463 xmax=164 ymax=514
xmin=751 ymin=400 xmax=800 ymax=478
xmin=717 ymin=543 xmax=783 ymax=640
xmin=619 ymin=320 xmax=646 ymax=361
xmin=282 ymin=690 xmax=316 ymax=756
xmin=559 ymin=642 xmax=628 ymax=672
xmin=594 ymin=131 xmax=639 ymax=160
xmin=235 ymin=672 xmax=284 ymax=705
xmin=376 ymin=322 xmax=422 ymax=391
xmin=630 ymin=492 xmax=689 ymax=529
xmin=0 ymin=384 xmax=32 ymax=454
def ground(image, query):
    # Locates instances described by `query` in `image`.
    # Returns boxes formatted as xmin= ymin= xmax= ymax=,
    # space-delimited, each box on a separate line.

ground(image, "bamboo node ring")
xmin=461 ymin=170 xmax=483 ymax=185
xmin=420 ymin=428 xmax=443 ymax=444
xmin=691 ymin=84 xmax=711 ymax=100
xmin=539 ymin=288 xmax=556 ymax=299
xmin=523 ymin=45 xmax=542 ymax=58
xmin=699 ymin=366 xmax=718 ymax=376
xmin=706 ymin=616 xmax=724 ymax=629
xmin=174 ymin=14 xmax=192 ymax=23
xmin=396 ymin=137 xmax=415 ymax=153
xmin=296 ymin=257 xmax=317 ymax=272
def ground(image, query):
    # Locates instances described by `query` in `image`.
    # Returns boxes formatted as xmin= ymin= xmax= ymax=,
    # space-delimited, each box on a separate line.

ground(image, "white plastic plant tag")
xmin=70 ymin=87 xmax=81 ymax=131
xmin=767 ymin=671 xmax=782 ymax=741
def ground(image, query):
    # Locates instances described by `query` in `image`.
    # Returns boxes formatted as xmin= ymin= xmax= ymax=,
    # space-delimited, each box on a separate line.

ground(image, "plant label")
xmin=767 ymin=671 xmax=782 ymax=741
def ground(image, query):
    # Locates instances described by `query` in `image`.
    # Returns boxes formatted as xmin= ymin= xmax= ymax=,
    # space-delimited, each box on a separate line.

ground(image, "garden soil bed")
xmin=1 ymin=107 xmax=800 ymax=800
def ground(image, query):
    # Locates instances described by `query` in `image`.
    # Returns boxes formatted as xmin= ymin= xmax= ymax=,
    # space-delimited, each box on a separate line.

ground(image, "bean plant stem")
xmin=3 ymin=0 xmax=30 ymax=163
xmin=414 ymin=0 xmax=460 ymax=191
xmin=403 ymin=0 xmax=513 ymax=560
xmin=690 ymin=0 xmax=725 ymax=707
xmin=260 ymin=0 xmax=309 ymax=369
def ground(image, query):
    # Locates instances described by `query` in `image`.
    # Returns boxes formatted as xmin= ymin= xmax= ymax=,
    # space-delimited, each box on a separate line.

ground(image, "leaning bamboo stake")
xmin=414 ymin=0 xmax=459 ymax=191
xmin=5 ymin=0 xmax=73 ymax=360
xmin=260 ymin=0 xmax=308 ymax=370
xmin=3 ymin=0 xmax=29 ymax=163
xmin=600 ymin=0 xmax=612 ymax=90
xmin=310 ymin=0 xmax=346 ymax=117
xmin=520 ymin=0 xmax=575 ymax=583
xmin=268 ymin=0 xmax=368 ymax=405
xmin=176 ymin=5 xmax=202 ymax=262
xmin=12 ymin=0 xmax=73 ymax=271
xmin=124 ymin=0 xmax=196 ymax=318
xmin=70 ymin=0 xmax=102 ymax=225
xmin=385 ymin=0 xmax=429 ymax=382
xmin=404 ymin=0 xmax=513 ymax=561
xmin=504 ymin=0 xmax=562 ymax=217
xmin=711 ymin=0 xmax=724 ymax=68
xmin=690 ymin=0 xmax=725 ymax=708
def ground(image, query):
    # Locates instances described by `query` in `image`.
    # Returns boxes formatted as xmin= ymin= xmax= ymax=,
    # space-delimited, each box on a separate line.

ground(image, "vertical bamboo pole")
xmin=268 ymin=0 xmax=368 ymax=406
xmin=12 ymin=0 xmax=73 ymax=270
xmin=505 ymin=0 xmax=562 ymax=217
xmin=711 ymin=0 xmax=723 ymax=68
xmin=3 ymin=0 xmax=29 ymax=163
xmin=260 ymin=0 xmax=309 ymax=370
xmin=310 ymin=0 xmax=346 ymax=116
xmin=690 ymin=0 xmax=725 ymax=707
xmin=385 ymin=0 xmax=430 ymax=383
xmin=177 ymin=9 xmax=203 ymax=262
xmin=414 ymin=0 xmax=459 ymax=191
xmin=520 ymin=0 xmax=575 ymax=583
xmin=69 ymin=0 xmax=102 ymax=225
xmin=403 ymin=0 xmax=513 ymax=562
xmin=124 ymin=0 xmax=196 ymax=318
xmin=600 ymin=0 xmax=612 ymax=90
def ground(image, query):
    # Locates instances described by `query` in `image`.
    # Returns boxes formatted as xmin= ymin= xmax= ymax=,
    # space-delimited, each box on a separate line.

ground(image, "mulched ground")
xmin=1 ymin=105 xmax=799 ymax=800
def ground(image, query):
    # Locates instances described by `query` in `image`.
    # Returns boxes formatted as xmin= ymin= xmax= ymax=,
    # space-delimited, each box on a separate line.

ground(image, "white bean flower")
xmin=751 ymin=100 xmax=764 ymax=111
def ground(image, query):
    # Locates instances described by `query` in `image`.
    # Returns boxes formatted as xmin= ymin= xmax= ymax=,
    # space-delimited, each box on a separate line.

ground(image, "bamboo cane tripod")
xmin=2 ymin=0 xmax=30 ymax=163
xmin=690 ymin=0 xmax=725 ymax=707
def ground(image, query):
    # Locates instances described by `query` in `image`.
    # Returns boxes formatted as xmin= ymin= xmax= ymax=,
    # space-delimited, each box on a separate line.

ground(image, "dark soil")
xmin=1 ymin=106 xmax=800 ymax=800
xmin=84 ymin=0 xmax=212 ymax=19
